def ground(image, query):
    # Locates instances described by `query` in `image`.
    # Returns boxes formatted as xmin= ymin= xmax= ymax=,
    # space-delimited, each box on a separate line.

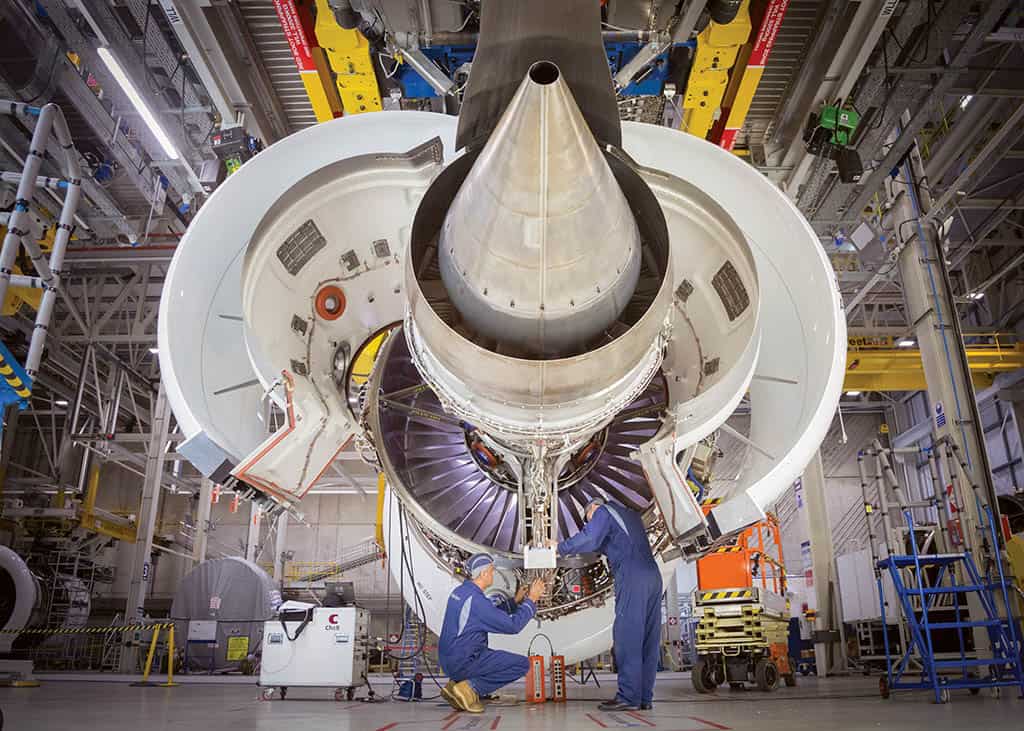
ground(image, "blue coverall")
xmin=438 ymin=580 xmax=537 ymax=696
xmin=557 ymin=503 xmax=663 ymax=707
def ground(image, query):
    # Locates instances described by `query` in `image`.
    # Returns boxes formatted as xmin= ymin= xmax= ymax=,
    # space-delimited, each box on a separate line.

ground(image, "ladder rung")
xmin=933 ymin=658 xmax=1016 ymax=668
xmin=926 ymin=620 xmax=1006 ymax=629
xmin=914 ymin=585 xmax=1000 ymax=594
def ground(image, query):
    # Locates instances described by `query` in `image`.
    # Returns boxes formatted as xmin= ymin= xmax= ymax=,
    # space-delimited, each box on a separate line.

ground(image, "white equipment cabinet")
xmin=259 ymin=607 xmax=369 ymax=700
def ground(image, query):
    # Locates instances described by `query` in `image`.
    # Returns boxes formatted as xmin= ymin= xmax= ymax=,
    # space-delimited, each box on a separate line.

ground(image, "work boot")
xmin=440 ymin=680 xmax=464 ymax=711
xmin=451 ymin=680 xmax=484 ymax=713
xmin=598 ymin=698 xmax=638 ymax=712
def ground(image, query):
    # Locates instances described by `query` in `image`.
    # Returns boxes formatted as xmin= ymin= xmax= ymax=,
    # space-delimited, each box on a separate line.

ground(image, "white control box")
xmin=523 ymin=545 xmax=556 ymax=569
xmin=187 ymin=620 xmax=218 ymax=643
xmin=260 ymin=607 xmax=369 ymax=689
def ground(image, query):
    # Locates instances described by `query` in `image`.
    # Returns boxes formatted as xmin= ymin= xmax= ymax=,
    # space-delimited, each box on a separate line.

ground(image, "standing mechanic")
xmin=438 ymin=553 xmax=546 ymax=713
xmin=547 ymin=497 xmax=662 ymax=711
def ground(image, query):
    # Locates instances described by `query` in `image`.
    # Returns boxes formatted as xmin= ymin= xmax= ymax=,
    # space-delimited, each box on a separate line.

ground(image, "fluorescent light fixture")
xmin=959 ymin=94 xmax=973 ymax=110
xmin=898 ymin=339 xmax=916 ymax=348
xmin=845 ymin=391 xmax=862 ymax=397
xmin=96 ymin=47 xmax=180 ymax=160
xmin=148 ymin=346 xmax=160 ymax=354
xmin=55 ymin=399 xmax=69 ymax=407
xmin=967 ymin=291 xmax=985 ymax=300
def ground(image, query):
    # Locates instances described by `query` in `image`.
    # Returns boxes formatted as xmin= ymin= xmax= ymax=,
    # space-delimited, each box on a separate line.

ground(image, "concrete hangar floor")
xmin=4 ymin=673 xmax=1022 ymax=730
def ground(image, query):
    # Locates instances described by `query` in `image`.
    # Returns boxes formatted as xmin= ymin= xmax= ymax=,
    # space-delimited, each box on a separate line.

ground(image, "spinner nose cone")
xmin=438 ymin=61 xmax=642 ymax=358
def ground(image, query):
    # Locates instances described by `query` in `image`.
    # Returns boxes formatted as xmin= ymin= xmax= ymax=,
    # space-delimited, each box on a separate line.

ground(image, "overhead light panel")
xmin=96 ymin=47 xmax=180 ymax=160
xmin=148 ymin=346 xmax=160 ymax=354
xmin=959 ymin=94 xmax=973 ymax=110
xmin=967 ymin=291 xmax=985 ymax=300
xmin=845 ymin=391 xmax=862 ymax=397
xmin=897 ymin=339 xmax=916 ymax=348
xmin=55 ymin=399 xmax=69 ymax=407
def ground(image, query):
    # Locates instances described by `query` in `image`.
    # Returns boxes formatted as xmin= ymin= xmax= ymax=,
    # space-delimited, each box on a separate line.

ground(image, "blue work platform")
xmin=877 ymin=507 xmax=1024 ymax=703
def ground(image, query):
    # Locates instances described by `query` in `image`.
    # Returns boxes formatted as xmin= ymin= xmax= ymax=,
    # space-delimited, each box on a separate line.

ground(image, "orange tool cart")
xmin=691 ymin=504 xmax=795 ymax=693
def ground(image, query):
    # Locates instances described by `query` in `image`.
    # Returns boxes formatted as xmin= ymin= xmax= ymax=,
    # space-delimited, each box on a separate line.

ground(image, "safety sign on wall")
xmin=226 ymin=636 xmax=250 ymax=661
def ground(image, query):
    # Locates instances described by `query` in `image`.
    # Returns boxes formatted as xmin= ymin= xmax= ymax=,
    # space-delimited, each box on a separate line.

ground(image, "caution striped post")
xmin=131 ymin=624 xmax=178 ymax=687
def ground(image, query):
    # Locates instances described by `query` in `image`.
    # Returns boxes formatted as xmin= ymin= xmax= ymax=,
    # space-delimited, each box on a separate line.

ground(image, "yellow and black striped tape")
xmin=701 ymin=497 xmax=723 ymax=506
xmin=699 ymin=589 xmax=754 ymax=601
xmin=712 ymin=546 xmax=743 ymax=553
xmin=0 ymin=622 xmax=174 ymax=635
xmin=0 ymin=361 xmax=31 ymax=398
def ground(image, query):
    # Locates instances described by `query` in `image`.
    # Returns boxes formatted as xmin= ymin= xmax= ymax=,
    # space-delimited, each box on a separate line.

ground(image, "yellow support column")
xmin=160 ymin=625 xmax=178 ymax=687
xmin=314 ymin=0 xmax=382 ymax=114
xmin=681 ymin=1 xmax=752 ymax=139
xmin=130 ymin=628 xmax=161 ymax=686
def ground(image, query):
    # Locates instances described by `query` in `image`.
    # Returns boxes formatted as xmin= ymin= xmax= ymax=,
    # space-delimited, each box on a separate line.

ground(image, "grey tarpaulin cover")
xmin=170 ymin=557 xmax=281 ymax=671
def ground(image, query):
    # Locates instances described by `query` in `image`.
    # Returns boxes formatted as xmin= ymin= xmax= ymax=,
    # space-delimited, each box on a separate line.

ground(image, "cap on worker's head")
xmin=466 ymin=552 xmax=494 ymax=579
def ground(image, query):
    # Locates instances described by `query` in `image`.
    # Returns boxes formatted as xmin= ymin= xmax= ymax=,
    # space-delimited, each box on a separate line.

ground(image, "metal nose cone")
xmin=438 ymin=61 xmax=642 ymax=358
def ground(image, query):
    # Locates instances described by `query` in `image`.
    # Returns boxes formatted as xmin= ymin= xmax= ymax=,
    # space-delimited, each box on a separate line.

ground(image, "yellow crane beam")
xmin=845 ymin=343 xmax=1024 ymax=392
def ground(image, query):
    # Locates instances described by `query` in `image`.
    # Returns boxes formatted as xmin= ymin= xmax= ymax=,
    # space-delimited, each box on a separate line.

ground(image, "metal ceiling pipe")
xmin=0 ymin=101 xmax=55 ymax=314
xmin=923 ymin=97 xmax=1004 ymax=186
xmin=22 ymin=107 xmax=82 ymax=377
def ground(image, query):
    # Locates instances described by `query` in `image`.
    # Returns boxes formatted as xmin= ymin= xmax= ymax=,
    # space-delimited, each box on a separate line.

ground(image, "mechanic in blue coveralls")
xmin=439 ymin=553 xmax=546 ymax=713
xmin=547 ymin=497 xmax=663 ymax=712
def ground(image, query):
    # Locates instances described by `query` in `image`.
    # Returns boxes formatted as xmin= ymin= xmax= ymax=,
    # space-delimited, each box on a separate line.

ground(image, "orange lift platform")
xmin=692 ymin=505 xmax=795 ymax=693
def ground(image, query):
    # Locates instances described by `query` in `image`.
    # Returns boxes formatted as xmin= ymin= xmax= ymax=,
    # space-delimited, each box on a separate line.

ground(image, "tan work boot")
xmin=451 ymin=680 xmax=484 ymax=713
xmin=440 ymin=681 xmax=464 ymax=711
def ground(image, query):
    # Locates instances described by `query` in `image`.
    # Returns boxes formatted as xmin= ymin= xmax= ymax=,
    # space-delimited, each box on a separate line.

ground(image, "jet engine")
xmin=158 ymin=4 xmax=844 ymax=663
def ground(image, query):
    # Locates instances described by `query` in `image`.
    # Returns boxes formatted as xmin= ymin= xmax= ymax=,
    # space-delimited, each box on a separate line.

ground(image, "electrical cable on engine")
xmin=686 ymin=468 xmax=706 ymax=502
xmin=527 ymin=632 xmax=556 ymax=657
xmin=395 ymin=503 xmax=445 ymax=697
xmin=382 ymin=498 xmax=443 ymax=699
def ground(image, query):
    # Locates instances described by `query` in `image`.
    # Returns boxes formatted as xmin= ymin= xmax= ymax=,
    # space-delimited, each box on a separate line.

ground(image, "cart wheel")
xmin=692 ymin=658 xmax=717 ymax=694
xmin=879 ymin=676 xmax=890 ymax=699
xmin=754 ymin=659 xmax=778 ymax=692
xmin=280 ymin=687 xmax=288 ymax=700
xmin=969 ymin=687 xmax=981 ymax=696
xmin=334 ymin=688 xmax=346 ymax=702
xmin=260 ymin=688 xmax=276 ymax=701
xmin=799 ymin=664 xmax=811 ymax=676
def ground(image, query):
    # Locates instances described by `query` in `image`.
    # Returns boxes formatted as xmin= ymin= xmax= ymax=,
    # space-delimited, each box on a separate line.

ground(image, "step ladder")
xmin=877 ymin=507 xmax=1024 ymax=703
